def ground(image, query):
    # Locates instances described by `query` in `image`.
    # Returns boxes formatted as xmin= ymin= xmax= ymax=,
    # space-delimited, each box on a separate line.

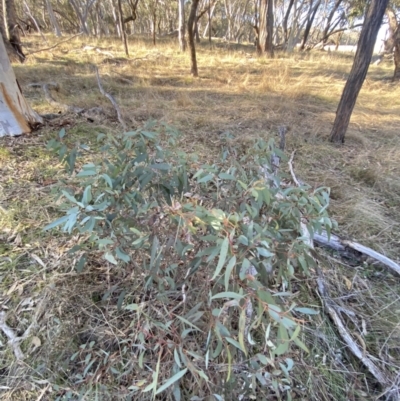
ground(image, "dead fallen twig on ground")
xmin=286 ymin=149 xmax=397 ymax=392
xmin=94 ymin=66 xmax=127 ymax=130
xmin=26 ymin=33 xmax=83 ymax=55
xmin=314 ymin=231 xmax=400 ymax=277
xmin=316 ymin=268 xmax=388 ymax=385
xmin=0 ymin=295 xmax=47 ymax=361
xmin=0 ymin=311 xmax=24 ymax=360
xmin=82 ymin=45 xmax=114 ymax=58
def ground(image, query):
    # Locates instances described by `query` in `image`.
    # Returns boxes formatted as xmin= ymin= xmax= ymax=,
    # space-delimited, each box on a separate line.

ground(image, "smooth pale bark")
xmin=178 ymin=0 xmax=186 ymax=51
xmin=329 ymin=0 xmax=389 ymax=143
xmin=45 ymin=0 xmax=62 ymax=37
xmin=0 ymin=34 xmax=42 ymax=137
xmin=384 ymin=8 xmax=398 ymax=54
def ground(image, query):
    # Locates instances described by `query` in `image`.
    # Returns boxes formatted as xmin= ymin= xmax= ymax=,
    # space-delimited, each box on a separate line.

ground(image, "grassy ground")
xmin=0 ymin=34 xmax=399 ymax=400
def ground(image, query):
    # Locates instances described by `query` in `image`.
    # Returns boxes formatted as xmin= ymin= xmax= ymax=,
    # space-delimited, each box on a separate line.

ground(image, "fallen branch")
xmin=286 ymin=150 xmax=396 ymax=391
xmin=82 ymin=45 xmax=114 ymax=58
xmin=0 ymin=311 xmax=24 ymax=360
xmin=314 ymin=230 xmax=400 ymax=277
xmin=316 ymin=268 xmax=388 ymax=385
xmin=94 ymin=66 xmax=127 ymax=130
xmin=26 ymin=33 xmax=83 ymax=55
xmin=288 ymin=151 xmax=301 ymax=187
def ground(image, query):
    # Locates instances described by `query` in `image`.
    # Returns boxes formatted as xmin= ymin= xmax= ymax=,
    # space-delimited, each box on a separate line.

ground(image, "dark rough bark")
xmin=188 ymin=0 xmax=199 ymax=76
xmin=7 ymin=0 xmax=25 ymax=60
xmin=394 ymin=26 xmax=400 ymax=81
xmin=123 ymin=0 xmax=139 ymax=24
xmin=300 ymin=0 xmax=321 ymax=50
xmin=282 ymin=0 xmax=294 ymax=45
xmin=0 ymin=0 xmax=25 ymax=62
xmin=259 ymin=0 xmax=274 ymax=57
xmin=329 ymin=0 xmax=389 ymax=144
xmin=321 ymin=0 xmax=344 ymax=45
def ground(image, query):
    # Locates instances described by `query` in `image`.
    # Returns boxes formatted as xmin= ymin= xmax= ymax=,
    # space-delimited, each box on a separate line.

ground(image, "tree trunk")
xmin=300 ymin=0 xmax=321 ymax=50
xmin=329 ymin=0 xmax=389 ymax=144
xmin=45 ymin=0 xmax=62 ymax=37
xmin=178 ymin=0 xmax=186 ymax=51
xmin=152 ymin=0 xmax=157 ymax=46
xmin=4 ymin=0 xmax=25 ymax=62
xmin=384 ymin=7 xmax=398 ymax=54
xmin=188 ymin=0 xmax=199 ymax=76
xmin=0 ymin=33 xmax=42 ymax=136
xmin=68 ymin=0 xmax=90 ymax=35
xmin=393 ymin=26 xmax=400 ymax=81
xmin=321 ymin=0 xmax=343 ymax=45
xmin=194 ymin=20 xmax=200 ymax=43
xmin=117 ymin=0 xmax=129 ymax=56
xmin=282 ymin=0 xmax=295 ymax=45
xmin=259 ymin=0 xmax=274 ymax=57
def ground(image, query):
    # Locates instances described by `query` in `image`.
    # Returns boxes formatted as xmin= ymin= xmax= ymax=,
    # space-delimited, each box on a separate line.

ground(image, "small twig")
xmin=0 ymin=311 xmax=24 ymax=360
xmin=94 ymin=66 xmax=127 ymax=130
xmin=0 ymin=295 xmax=47 ymax=361
xmin=288 ymin=150 xmax=301 ymax=187
xmin=26 ymin=33 xmax=83 ymax=55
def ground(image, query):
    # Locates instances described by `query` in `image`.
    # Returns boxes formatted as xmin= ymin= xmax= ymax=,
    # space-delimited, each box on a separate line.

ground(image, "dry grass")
xmin=0 ymin=34 xmax=400 ymax=400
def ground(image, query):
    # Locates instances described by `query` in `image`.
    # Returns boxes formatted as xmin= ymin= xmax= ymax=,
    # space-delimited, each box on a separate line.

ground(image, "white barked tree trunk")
xmin=0 ymin=35 xmax=42 ymax=137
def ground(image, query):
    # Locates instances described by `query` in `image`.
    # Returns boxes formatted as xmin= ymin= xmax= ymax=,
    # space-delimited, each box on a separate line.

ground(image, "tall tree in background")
xmin=385 ymin=6 xmax=400 ymax=80
xmin=393 ymin=22 xmax=400 ymax=80
xmin=330 ymin=0 xmax=389 ymax=143
xmin=178 ymin=0 xmax=186 ymax=51
xmin=258 ymin=0 xmax=274 ymax=57
xmin=45 ymin=0 xmax=62 ymax=37
xmin=188 ymin=0 xmax=199 ymax=76
xmin=117 ymin=0 xmax=129 ymax=55
xmin=300 ymin=0 xmax=322 ymax=50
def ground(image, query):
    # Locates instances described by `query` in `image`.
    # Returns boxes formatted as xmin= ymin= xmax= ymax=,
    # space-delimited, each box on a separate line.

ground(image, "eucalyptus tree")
xmin=330 ymin=0 xmax=390 ymax=143
xmin=259 ymin=0 xmax=274 ymax=56
xmin=0 ymin=32 xmax=42 ymax=136
xmin=188 ymin=0 xmax=200 ymax=76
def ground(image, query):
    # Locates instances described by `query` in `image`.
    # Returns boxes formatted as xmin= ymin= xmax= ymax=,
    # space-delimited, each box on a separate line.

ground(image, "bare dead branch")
xmin=288 ymin=150 xmax=301 ymax=187
xmin=316 ymin=268 xmax=388 ymax=385
xmin=0 ymin=311 xmax=24 ymax=360
xmin=94 ymin=66 xmax=127 ymax=130
xmin=280 ymin=147 xmax=396 ymax=389
xmin=26 ymin=33 xmax=83 ymax=55
xmin=314 ymin=230 xmax=400 ymax=277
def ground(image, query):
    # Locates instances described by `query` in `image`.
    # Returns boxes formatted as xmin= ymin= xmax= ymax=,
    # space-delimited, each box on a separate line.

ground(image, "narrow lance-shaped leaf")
xmin=155 ymin=368 xmax=188 ymax=395
xmin=211 ymin=237 xmax=229 ymax=281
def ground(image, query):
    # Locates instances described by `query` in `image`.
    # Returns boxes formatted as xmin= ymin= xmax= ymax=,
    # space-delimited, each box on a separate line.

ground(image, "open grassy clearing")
xmin=0 ymin=34 xmax=400 ymax=400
